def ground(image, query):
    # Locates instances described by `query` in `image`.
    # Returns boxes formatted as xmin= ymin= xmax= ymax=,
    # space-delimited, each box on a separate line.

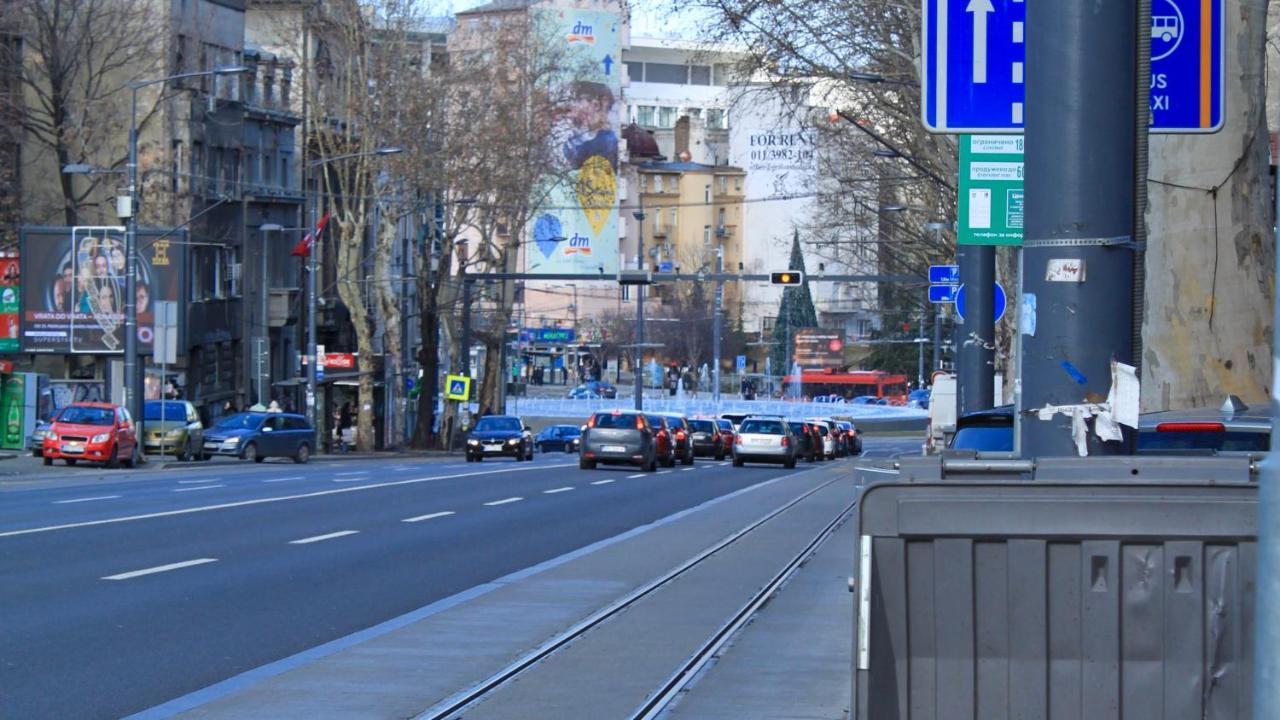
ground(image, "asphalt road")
xmin=0 ymin=437 xmax=919 ymax=719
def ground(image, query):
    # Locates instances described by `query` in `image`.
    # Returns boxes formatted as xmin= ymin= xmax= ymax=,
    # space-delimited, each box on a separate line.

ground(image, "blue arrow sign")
xmin=602 ymin=54 xmax=614 ymax=76
xmin=929 ymin=264 xmax=961 ymax=285
xmin=923 ymin=0 xmax=1222 ymax=133
xmin=929 ymin=285 xmax=959 ymax=304
xmin=955 ymin=282 xmax=1007 ymax=322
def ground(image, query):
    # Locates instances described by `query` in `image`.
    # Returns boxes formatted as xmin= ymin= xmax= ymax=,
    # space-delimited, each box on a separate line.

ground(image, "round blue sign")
xmin=955 ymin=282 xmax=1007 ymax=323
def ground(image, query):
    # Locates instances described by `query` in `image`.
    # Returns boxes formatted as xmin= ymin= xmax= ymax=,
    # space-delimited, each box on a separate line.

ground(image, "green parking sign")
xmin=959 ymin=135 xmax=1023 ymax=246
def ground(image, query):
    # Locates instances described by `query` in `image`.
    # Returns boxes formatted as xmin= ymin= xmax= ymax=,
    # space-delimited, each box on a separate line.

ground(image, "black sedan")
xmin=535 ymin=424 xmax=582 ymax=453
xmin=466 ymin=415 xmax=534 ymax=462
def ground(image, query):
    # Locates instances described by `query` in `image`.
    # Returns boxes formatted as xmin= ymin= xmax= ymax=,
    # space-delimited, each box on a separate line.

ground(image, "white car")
xmin=732 ymin=417 xmax=797 ymax=468
xmin=806 ymin=417 xmax=838 ymax=459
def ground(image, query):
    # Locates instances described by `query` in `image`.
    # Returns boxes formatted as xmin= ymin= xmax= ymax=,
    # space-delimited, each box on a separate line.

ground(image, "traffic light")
xmin=770 ymin=271 xmax=803 ymax=285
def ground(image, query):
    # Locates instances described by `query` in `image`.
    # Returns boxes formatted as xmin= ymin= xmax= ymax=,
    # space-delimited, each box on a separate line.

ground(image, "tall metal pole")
xmin=633 ymin=207 xmax=646 ymax=411
xmin=956 ymin=244 xmax=994 ymax=414
xmin=932 ymin=304 xmax=942 ymax=375
xmin=712 ymin=245 xmax=723 ymax=403
xmin=916 ymin=301 xmax=925 ymax=389
xmin=460 ymin=279 xmax=472 ymax=377
xmin=1253 ymin=143 xmax=1280 ymax=719
xmin=307 ymin=180 xmax=318 ymax=427
xmin=124 ymin=88 xmax=140 ymax=427
xmin=1019 ymin=0 xmax=1136 ymax=456
xmin=260 ymin=228 xmax=271 ymax=404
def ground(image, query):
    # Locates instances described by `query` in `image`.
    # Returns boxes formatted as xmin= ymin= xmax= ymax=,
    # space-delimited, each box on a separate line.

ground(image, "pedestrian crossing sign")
xmin=445 ymin=374 xmax=471 ymax=401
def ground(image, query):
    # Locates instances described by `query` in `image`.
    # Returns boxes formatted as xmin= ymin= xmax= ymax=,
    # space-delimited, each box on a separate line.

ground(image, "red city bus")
xmin=782 ymin=369 xmax=910 ymax=404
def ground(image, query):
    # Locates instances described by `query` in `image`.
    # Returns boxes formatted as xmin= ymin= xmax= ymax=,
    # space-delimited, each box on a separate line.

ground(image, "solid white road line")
xmin=177 ymin=479 xmax=221 ymax=485
xmin=263 ymin=476 xmax=304 ymax=483
xmin=53 ymin=495 xmax=121 ymax=504
xmin=483 ymin=497 xmax=523 ymax=507
xmin=0 ymin=462 xmax=577 ymax=539
xmin=402 ymin=511 xmax=455 ymax=523
xmin=173 ymin=485 xmax=226 ymax=492
xmin=332 ymin=477 xmax=370 ymax=483
xmin=627 ymin=474 xmax=647 ymax=479
xmin=289 ymin=530 xmax=359 ymax=545
xmin=102 ymin=558 xmax=217 ymax=581
xmin=590 ymin=479 xmax=615 ymax=485
xmin=543 ymin=487 xmax=574 ymax=494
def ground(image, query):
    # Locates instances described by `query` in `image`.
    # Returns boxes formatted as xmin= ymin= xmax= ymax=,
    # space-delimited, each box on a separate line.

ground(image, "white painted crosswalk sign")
xmin=445 ymin=374 xmax=471 ymax=401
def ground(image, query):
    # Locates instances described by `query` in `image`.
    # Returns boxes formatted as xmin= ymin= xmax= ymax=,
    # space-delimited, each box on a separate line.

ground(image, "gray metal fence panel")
xmin=854 ymin=471 xmax=1257 ymax=720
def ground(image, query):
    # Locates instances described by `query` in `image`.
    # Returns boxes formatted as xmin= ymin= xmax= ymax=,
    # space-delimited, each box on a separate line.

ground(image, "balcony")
xmin=715 ymin=225 xmax=735 ymax=238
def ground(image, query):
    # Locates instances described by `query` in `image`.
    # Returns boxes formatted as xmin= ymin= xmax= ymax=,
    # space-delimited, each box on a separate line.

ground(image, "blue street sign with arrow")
xmin=602 ymin=54 xmax=614 ymax=75
xmin=923 ymin=0 xmax=1223 ymax=133
xmin=955 ymin=282 xmax=1008 ymax=322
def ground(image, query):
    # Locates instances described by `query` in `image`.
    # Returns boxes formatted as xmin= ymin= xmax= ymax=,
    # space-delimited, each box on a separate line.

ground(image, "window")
xmin=245 ymin=151 xmax=257 ymax=184
xmin=636 ymin=105 xmax=655 ymax=126
xmin=653 ymin=175 xmax=664 ymax=193
xmin=706 ymin=108 xmax=726 ymax=129
xmin=191 ymin=141 xmax=204 ymax=190
xmin=171 ymin=140 xmax=184 ymax=194
xmin=669 ymin=208 xmax=677 ymax=233
xmin=645 ymin=62 xmax=688 ymax=84
xmin=718 ymin=176 xmax=728 ymax=193
xmin=625 ymin=61 xmax=644 ymax=82
xmin=703 ymin=226 xmax=711 ymax=244
xmin=219 ymin=246 xmax=240 ymax=297
xmin=653 ymin=208 xmax=663 ymax=233
xmin=704 ymin=185 xmax=710 ymax=204
xmin=734 ymin=176 xmax=742 ymax=191
xmin=690 ymin=65 xmax=711 ymax=85
xmin=280 ymin=154 xmax=290 ymax=189
xmin=718 ymin=207 xmax=726 ymax=227
xmin=686 ymin=107 xmax=703 ymax=120
xmin=713 ymin=64 xmax=734 ymax=86
xmin=657 ymin=106 xmax=677 ymax=128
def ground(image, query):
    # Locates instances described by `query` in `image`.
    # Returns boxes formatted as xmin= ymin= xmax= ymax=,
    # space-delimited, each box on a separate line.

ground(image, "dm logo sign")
xmin=567 ymin=20 xmax=595 ymax=43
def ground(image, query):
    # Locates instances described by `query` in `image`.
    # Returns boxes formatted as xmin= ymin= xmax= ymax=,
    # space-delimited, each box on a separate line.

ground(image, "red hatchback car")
xmin=43 ymin=402 xmax=139 ymax=468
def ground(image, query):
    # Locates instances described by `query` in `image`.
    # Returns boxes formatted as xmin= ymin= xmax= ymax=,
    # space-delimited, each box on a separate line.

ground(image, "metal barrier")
xmin=853 ymin=456 xmax=1257 ymax=720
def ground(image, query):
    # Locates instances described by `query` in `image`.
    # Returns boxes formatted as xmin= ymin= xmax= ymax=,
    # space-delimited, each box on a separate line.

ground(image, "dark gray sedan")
xmin=579 ymin=410 xmax=658 ymax=471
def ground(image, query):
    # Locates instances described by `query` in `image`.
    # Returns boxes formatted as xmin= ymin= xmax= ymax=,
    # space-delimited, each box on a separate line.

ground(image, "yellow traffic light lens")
xmin=780 ymin=273 xmax=791 ymax=283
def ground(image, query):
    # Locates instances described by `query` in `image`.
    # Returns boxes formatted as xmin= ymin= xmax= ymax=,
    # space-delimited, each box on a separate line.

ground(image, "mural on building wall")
xmin=20 ymin=227 xmax=186 ymax=354
xmin=530 ymin=8 xmax=621 ymax=275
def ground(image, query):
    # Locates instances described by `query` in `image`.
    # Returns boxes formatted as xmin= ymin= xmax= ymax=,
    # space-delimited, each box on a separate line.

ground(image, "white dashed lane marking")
xmin=402 ymin=511 xmax=455 ymax=523
xmin=173 ymin=485 xmax=225 ymax=492
xmin=543 ymin=487 xmax=574 ymax=494
xmin=54 ymin=495 xmax=120 ymax=505
xmin=483 ymin=497 xmax=523 ymax=507
xmin=627 ymin=474 xmax=646 ymax=479
xmin=102 ymin=558 xmax=217 ymax=581
xmin=590 ymin=479 xmax=615 ymax=485
xmin=289 ymin=530 xmax=359 ymax=545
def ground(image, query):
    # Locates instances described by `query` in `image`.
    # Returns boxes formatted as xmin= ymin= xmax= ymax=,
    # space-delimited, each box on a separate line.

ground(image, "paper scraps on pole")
xmin=1034 ymin=361 xmax=1140 ymax=456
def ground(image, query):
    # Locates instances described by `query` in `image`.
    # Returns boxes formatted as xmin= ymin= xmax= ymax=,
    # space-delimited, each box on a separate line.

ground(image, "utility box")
xmin=853 ymin=456 xmax=1257 ymax=720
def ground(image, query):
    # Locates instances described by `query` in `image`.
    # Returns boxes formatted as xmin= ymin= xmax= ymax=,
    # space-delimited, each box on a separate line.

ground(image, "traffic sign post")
xmin=929 ymin=264 xmax=960 ymax=285
xmin=928 ymin=285 xmax=959 ymax=304
xmin=445 ymin=374 xmax=471 ymax=402
xmin=955 ymin=282 xmax=1008 ymax=323
xmin=923 ymin=0 xmax=1223 ymax=134
xmin=959 ymin=135 xmax=1023 ymax=245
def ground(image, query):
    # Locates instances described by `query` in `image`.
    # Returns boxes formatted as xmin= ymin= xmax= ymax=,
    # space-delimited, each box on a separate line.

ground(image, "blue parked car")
xmin=202 ymin=412 xmax=316 ymax=464
xmin=535 ymin=424 xmax=582 ymax=453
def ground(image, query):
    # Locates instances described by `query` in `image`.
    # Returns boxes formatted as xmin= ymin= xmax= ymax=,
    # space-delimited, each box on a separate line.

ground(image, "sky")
xmin=446 ymin=0 xmax=709 ymax=39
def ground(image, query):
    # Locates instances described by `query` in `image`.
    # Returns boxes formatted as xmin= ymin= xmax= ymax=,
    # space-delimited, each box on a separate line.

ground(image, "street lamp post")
xmin=632 ymin=207 xmax=646 ymax=411
xmin=258 ymin=223 xmax=283 ymax=404
xmin=304 ymin=146 xmax=402 ymax=430
xmin=122 ymin=65 xmax=247 ymax=431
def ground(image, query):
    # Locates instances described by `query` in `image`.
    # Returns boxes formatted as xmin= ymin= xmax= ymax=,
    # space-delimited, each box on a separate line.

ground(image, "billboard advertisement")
xmin=0 ymin=255 xmax=19 ymax=352
xmin=20 ymin=226 xmax=186 ymax=354
xmin=529 ymin=8 xmax=621 ymax=275
xmin=793 ymin=328 xmax=846 ymax=370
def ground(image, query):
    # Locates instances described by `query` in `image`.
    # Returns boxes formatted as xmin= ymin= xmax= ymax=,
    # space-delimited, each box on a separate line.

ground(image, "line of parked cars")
xmin=36 ymin=400 xmax=317 ymax=468
xmin=573 ymin=410 xmax=861 ymax=471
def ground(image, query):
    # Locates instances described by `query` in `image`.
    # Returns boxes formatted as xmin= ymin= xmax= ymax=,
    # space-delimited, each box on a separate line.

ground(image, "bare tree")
xmin=0 ymin=0 xmax=166 ymax=226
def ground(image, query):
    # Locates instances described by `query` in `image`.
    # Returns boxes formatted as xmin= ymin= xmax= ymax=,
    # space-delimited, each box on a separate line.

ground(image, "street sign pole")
xmin=956 ymin=244 xmax=995 ymax=414
xmin=1019 ymin=0 xmax=1136 ymax=457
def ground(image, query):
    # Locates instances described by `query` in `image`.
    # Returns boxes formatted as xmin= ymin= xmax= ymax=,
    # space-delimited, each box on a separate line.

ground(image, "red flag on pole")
xmin=291 ymin=211 xmax=332 ymax=257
